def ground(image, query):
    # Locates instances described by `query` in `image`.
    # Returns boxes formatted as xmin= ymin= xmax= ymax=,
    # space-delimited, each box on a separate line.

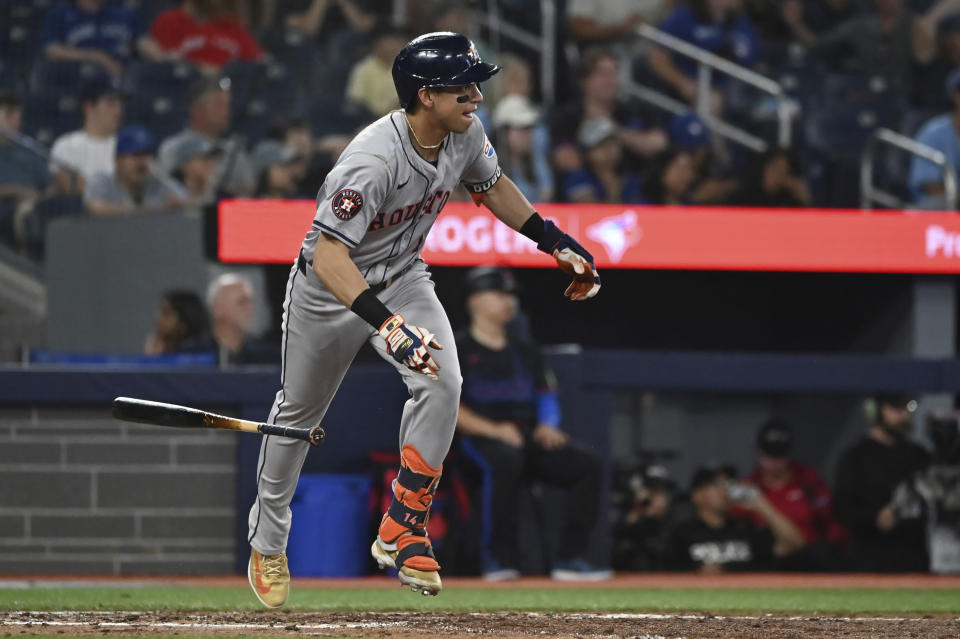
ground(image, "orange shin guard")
xmin=378 ymin=445 xmax=442 ymax=571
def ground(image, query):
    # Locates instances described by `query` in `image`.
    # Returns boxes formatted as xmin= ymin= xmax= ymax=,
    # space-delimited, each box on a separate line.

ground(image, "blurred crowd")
xmin=611 ymin=395 xmax=960 ymax=574
xmin=141 ymin=271 xmax=279 ymax=364
xmin=4 ymin=0 xmax=960 ymax=259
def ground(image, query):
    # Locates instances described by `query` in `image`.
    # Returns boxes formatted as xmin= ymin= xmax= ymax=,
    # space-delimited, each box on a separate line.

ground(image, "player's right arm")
xmin=311 ymin=152 xmax=442 ymax=379
xmin=310 ymin=233 xmax=371 ymax=308
xmin=312 ymin=232 xmax=443 ymax=380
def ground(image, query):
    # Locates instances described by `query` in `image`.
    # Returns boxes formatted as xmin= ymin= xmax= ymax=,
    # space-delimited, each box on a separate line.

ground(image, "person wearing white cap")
xmin=491 ymin=95 xmax=553 ymax=203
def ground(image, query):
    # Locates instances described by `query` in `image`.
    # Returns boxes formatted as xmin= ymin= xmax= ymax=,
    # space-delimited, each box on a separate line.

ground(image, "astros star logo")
xmin=332 ymin=188 xmax=364 ymax=220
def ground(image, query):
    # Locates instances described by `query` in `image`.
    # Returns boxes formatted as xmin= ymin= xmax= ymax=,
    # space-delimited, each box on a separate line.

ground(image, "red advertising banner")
xmin=218 ymin=199 xmax=960 ymax=273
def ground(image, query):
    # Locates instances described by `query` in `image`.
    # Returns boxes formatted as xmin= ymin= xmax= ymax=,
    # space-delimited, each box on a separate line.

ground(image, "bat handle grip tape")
xmin=258 ymin=423 xmax=325 ymax=446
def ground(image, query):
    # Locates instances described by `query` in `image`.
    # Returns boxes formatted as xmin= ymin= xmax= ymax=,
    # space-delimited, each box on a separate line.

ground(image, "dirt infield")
xmin=3 ymin=576 xmax=959 ymax=638
xmin=4 ymin=610 xmax=960 ymax=639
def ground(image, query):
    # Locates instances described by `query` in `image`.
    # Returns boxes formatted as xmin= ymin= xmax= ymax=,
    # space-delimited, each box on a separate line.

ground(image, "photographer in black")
xmin=612 ymin=464 xmax=676 ymax=571
xmin=890 ymin=412 xmax=960 ymax=573
xmin=834 ymin=394 xmax=930 ymax=572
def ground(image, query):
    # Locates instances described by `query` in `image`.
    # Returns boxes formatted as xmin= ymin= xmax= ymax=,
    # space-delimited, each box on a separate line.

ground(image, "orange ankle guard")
xmin=378 ymin=445 xmax=442 ymax=571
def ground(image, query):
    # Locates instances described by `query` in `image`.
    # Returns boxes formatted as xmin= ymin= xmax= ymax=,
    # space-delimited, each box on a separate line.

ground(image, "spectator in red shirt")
xmin=150 ymin=0 xmax=264 ymax=73
xmin=733 ymin=419 xmax=847 ymax=570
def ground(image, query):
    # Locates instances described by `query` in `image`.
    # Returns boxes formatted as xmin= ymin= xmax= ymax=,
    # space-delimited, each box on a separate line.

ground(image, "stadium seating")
xmin=124 ymin=92 xmax=187 ymax=142
xmin=21 ymin=90 xmax=83 ymax=147
xmin=29 ymin=59 xmax=106 ymax=97
xmin=257 ymin=28 xmax=325 ymax=84
xmin=121 ymin=61 xmax=198 ymax=139
xmin=0 ymin=0 xmax=48 ymax=74
xmin=0 ymin=60 xmax=24 ymax=93
xmin=123 ymin=60 xmax=198 ymax=101
xmin=224 ymin=61 xmax=301 ymax=143
xmin=121 ymin=0 xmax=175 ymax=27
xmin=307 ymin=96 xmax=374 ymax=136
xmin=0 ymin=199 xmax=15 ymax=250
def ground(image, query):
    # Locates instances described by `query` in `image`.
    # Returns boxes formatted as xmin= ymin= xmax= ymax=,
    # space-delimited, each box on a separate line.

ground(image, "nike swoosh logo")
xmin=255 ymin=571 xmax=272 ymax=594
xmin=253 ymin=562 xmax=272 ymax=594
xmin=397 ymin=178 xmax=410 ymax=190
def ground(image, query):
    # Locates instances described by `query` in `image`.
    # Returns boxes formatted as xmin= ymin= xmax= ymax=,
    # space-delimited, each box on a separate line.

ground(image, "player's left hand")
xmin=380 ymin=314 xmax=443 ymax=380
xmin=539 ymin=221 xmax=601 ymax=301
xmin=554 ymin=244 xmax=601 ymax=301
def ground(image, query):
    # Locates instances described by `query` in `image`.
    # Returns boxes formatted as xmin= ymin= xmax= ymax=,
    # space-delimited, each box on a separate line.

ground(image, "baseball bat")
xmin=111 ymin=397 xmax=325 ymax=446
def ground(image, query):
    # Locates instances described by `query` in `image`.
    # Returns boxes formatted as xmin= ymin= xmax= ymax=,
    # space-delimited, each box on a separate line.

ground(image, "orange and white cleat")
xmin=248 ymin=548 xmax=290 ymax=608
xmin=371 ymin=535 xmax=442 ymax=596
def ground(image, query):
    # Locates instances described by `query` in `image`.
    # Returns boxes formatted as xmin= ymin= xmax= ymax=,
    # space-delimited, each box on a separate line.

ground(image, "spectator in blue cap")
xmin=42 ymin=0 xmax=167 ymax=78
xmin=668 ymin=111 xmax=711 ymax=152
xmin=909 ymin=68 xmax=960 ymax=209
xmin=49 ymin=74 xmax=125 ymax=190
xmin=668 ymin=111 xmax=738 ymax=205
xmin=83 ymin=125 xmax=187 ymax=216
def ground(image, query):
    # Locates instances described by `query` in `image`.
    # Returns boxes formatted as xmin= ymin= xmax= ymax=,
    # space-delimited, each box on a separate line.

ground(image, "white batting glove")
xmin=379 ymin=314 xmax=443 ymax=380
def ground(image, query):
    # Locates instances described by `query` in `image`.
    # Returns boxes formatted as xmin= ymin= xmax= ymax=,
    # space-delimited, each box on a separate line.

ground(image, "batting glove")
xmin=379 ymin=314 xmax=443 ymax=380
xmin=539 ymin=220 xmax=602 ymax=301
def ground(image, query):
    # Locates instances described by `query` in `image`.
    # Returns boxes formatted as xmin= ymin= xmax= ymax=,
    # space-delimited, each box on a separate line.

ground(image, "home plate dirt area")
xmin=2 ymin=575 xmax=959 ymax=639
xmin=3 ymin=610 xmax=960 ymax=639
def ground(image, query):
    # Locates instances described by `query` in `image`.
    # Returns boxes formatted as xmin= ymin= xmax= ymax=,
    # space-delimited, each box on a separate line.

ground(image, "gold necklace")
xmin=403 ymin=112 xmax=446 ymax=150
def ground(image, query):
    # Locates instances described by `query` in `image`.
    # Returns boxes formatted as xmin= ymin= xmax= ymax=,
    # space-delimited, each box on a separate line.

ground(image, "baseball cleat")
xmin=371 ymin=538 xmax=442 ymax=596
xmin=248 ymin=548 xmax=290 ymax=608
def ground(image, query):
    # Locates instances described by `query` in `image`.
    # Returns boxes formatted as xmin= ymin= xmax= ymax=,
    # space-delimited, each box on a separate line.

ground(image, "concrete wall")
xmin=0 ymin=404 xmax=236 ymax=575
xmin=45 ymin=213 xmax=271 ymax=354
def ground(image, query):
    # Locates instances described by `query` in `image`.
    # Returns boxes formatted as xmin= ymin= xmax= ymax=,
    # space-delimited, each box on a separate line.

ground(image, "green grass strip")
xmin=1 ymin=587 xmax=959 ymax=614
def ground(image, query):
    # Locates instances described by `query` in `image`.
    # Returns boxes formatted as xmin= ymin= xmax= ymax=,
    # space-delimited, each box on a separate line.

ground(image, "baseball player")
xmin=246 ymin=32 xmax=601 ymax=606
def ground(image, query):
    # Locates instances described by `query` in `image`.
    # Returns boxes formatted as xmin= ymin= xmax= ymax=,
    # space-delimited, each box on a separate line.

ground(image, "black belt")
xmin=298 ymin=250 xmax=414 ymax=294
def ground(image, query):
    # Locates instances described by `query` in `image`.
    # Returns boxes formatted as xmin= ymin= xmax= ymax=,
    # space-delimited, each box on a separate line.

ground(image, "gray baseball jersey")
xmin=302 ymin=110 xmax=501 ymax=285
xmin=248 ymin=111 xmax=502 ymax=555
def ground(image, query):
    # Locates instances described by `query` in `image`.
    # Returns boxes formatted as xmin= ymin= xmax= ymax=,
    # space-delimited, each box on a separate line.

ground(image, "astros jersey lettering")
xmin=302 ymin=111 xmax=501 ymax=285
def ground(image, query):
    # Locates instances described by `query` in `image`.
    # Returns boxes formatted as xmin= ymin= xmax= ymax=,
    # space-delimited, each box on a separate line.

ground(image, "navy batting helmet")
xmin=392 ymin=32 xmax=500 ymax=110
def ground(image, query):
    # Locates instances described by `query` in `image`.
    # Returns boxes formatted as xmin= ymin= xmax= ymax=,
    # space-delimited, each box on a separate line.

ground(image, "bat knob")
xmin=308 ymin=425 xmax=326 ymax=446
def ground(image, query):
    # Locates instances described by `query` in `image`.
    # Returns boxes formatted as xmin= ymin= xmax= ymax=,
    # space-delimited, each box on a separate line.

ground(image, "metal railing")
xmin=861 ymin=128 xmax=956 ymax=211
xmin=473 ymin=0 xmax=557 ymax=105
xmin=625 ymin=24 xmax=793 ymax=153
